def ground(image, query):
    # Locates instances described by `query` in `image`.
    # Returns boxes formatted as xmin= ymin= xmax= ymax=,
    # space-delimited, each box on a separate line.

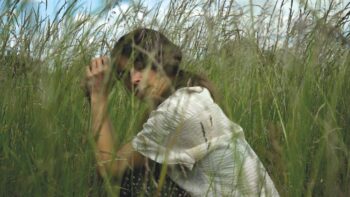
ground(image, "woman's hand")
xmin=85 ymin=56 xmax=110 ymax=102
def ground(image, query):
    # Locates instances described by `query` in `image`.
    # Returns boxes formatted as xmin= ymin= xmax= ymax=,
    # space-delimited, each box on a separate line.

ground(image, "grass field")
xmin=1 ymin=0 xmax=349 ymax=196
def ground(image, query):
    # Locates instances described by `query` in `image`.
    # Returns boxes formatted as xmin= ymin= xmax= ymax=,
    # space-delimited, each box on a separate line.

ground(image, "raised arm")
xmin=85 ymin=57 xmax=145 ymax=178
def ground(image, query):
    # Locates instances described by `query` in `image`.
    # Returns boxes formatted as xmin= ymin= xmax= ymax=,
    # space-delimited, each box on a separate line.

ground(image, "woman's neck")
xmin=149 ymin=84 xmax=175 ymax=108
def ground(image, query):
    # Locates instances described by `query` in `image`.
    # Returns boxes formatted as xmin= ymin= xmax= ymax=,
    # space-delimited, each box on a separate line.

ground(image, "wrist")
xmin=91 ymin=93 xmax=108 ymax=106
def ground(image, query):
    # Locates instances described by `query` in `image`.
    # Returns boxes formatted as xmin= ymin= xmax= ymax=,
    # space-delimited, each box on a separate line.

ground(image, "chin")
xmin=134 ymin=87 xmax=151 ymax=99
xmin=134 ymin=90 xmax=145 ymax=99
xmin=134 ymin=90 xmax=151 ymax=100
xmin=136 ymin=92 xmax=159 ymax=104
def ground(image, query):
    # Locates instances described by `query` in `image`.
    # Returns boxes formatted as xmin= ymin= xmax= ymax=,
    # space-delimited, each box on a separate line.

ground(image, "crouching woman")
xmin=85 ymin=28 xmax=279 ymax=197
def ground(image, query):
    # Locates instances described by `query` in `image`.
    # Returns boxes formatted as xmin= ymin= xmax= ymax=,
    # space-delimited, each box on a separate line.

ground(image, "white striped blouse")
xmin=132 ymin=86 xmax=279 ymax=197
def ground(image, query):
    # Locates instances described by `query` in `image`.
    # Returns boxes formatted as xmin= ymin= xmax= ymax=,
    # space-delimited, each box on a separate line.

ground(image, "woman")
xmin=85 ymin=28 xmax=279 ymax=196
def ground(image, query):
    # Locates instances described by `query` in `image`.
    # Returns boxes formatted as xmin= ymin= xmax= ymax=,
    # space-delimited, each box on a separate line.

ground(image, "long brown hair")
xmin=110 ymin=28 xmax=217 ymax=101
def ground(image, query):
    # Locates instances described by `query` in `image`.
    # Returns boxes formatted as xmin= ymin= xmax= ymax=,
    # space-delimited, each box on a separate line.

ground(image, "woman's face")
xmin=130 ymin=66 xmax=171 ymax=100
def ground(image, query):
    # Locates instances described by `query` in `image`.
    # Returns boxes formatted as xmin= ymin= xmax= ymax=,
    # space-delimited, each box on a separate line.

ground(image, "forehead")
xmin=118 ymin=51 xmax=156 ymax=71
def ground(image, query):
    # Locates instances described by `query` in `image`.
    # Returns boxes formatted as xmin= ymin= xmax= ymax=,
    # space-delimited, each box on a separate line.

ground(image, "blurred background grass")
xmin=0 ymin=0 xmax=349 ymax=196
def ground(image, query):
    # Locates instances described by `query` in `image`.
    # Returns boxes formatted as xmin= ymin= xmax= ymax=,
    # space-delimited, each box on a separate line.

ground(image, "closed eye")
xmin=134 ymin=61 xmax=145 ymax=71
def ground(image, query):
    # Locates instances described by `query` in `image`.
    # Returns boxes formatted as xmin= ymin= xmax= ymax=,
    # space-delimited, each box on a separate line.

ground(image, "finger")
xmin=86 ymin=66 xmax=92 ymax=77
xmin=96 ymin=58 xmax=103 ymax=70
xmin=96 ymin=59 xmax=105 ymax=74
xmin=101 ymin=56 xmax=109 ymax=66
xmin=90 ymin=59 xmax=97 ymax=72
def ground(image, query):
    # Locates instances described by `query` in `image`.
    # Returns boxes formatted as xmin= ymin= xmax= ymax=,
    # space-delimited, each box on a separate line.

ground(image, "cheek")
xmin=146 ymin=71 xmax=158 ymax=85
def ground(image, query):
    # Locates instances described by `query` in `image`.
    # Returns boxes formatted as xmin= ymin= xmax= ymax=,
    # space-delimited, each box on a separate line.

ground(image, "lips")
xmin=133 ymin=86 xmax=145 ymax=99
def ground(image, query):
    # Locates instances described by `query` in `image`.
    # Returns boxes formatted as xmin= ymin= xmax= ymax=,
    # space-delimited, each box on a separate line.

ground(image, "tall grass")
xmin=1 ymin=0 xmax=349 ymax=196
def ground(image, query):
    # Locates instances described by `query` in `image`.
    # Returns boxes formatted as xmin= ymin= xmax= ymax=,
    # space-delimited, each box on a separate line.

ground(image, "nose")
xmin=131 ymin=69 xmax=142 ymax=86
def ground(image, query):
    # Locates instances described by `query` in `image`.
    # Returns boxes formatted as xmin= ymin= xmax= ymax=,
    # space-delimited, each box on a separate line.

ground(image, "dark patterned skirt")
xmin=120 ymin=161 xmax=190 ymax=197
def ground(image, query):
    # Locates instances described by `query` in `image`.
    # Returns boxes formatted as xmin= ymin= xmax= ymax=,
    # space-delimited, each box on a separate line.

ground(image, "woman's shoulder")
xmin=174 ymin=86 xmax=211 ymax=97
xmin=158 ymin=86 xmax=214 ymax=110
